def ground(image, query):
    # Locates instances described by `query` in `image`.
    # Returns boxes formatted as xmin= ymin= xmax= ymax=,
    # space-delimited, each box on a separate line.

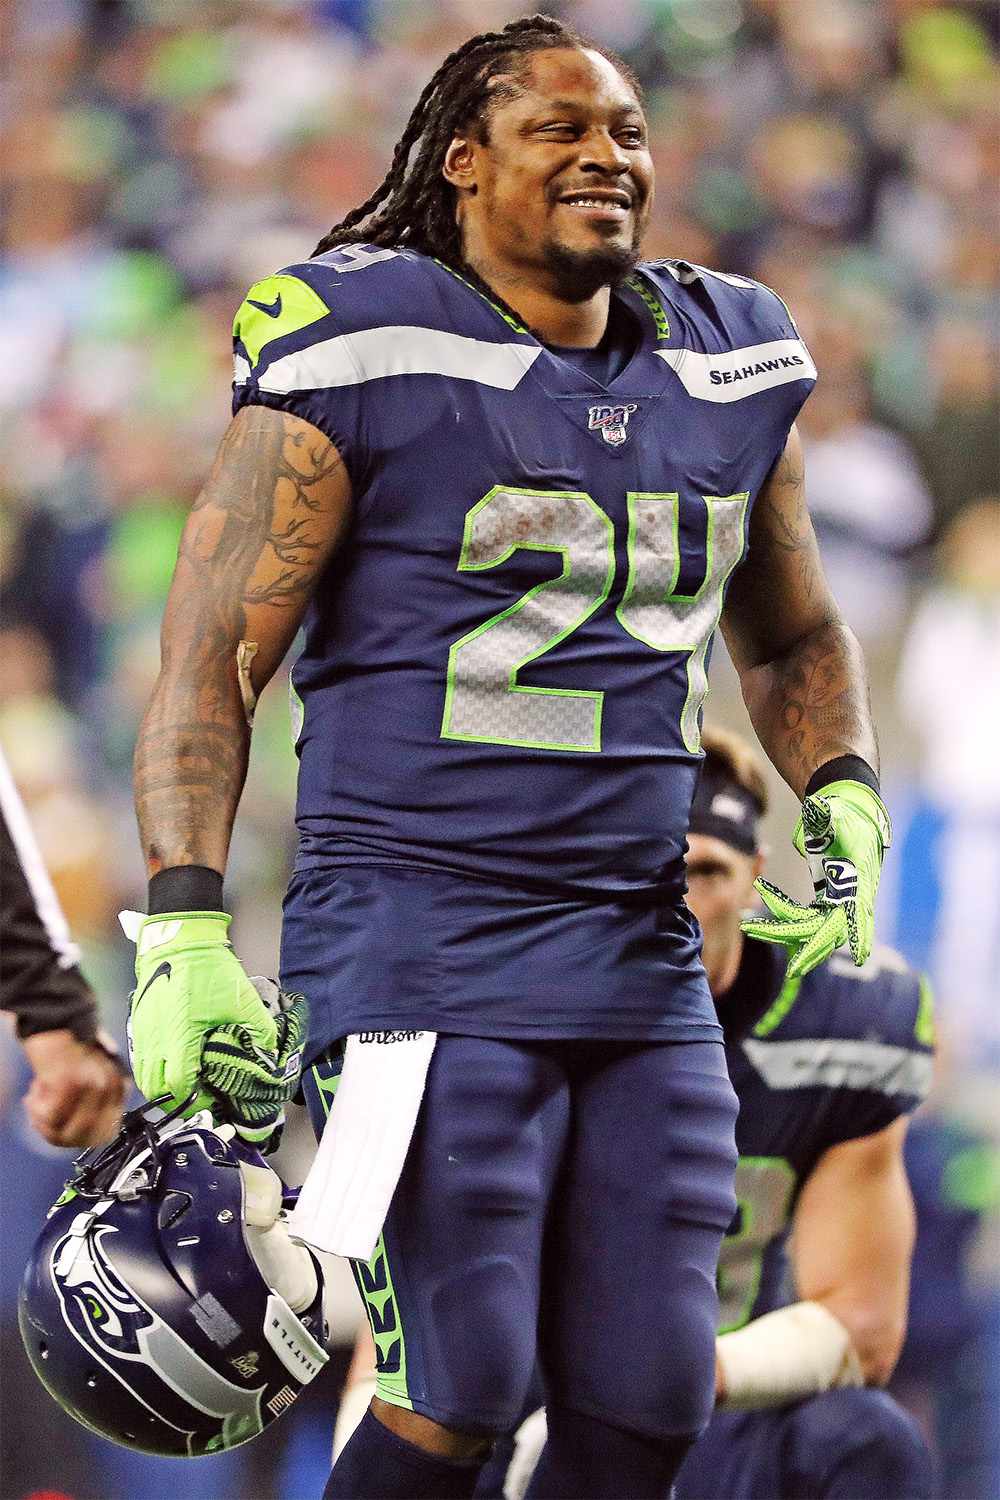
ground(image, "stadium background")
xmin=1 ymin=0 xmax=997 ymax=1496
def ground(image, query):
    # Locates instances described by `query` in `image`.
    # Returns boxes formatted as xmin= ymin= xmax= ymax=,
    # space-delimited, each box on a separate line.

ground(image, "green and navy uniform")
xmin=235 ymin=245 xmax=814 ymax=1443
xmin=231 ymin=244 xmax=816 ymax=1048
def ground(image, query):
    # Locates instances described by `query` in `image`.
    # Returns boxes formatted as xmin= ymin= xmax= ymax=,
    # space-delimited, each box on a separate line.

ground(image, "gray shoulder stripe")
xmin=743 ymin=1037 xmax=932 ymax=1100
xmin=257 ymin=325 xmax=541 ymax=393
xmin=656 ymin=339 xmax=816 ymax=402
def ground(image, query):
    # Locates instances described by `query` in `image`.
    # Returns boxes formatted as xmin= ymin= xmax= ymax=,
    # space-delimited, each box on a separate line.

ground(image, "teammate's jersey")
xmin=232 ymin=247 xmax=815 ymax=898
xmin=716 ymin=938 xmax=934 ymax=1331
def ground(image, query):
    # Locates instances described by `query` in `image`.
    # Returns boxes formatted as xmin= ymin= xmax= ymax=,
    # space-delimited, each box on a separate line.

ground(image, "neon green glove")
xmin=741 ymin=780 xmax=891 ymax=980
xmin=125 ymin=911 xmax=278 ymax=1117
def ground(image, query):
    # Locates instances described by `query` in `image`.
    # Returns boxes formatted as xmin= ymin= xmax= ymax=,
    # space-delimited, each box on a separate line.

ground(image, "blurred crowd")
xmin=1 ymin=1 xmax=998 ymax=1496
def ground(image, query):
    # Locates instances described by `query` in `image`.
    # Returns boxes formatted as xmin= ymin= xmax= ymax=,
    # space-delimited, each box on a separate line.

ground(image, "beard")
xmin=540 ymin=233 xmax=642 ymax=302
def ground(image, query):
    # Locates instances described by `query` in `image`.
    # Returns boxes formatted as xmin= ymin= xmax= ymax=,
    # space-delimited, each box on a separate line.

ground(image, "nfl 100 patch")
xmin=587 ymin=402 xmax=638 ymax=445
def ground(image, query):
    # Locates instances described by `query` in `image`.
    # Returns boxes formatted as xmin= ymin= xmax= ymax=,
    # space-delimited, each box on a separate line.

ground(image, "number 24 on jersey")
xmin=441 ymin=484 xmax=749 ymax=755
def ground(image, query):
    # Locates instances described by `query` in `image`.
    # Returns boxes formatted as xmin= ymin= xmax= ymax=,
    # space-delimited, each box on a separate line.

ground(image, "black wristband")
xmin=148 ymin=865 xmax=224 ymax=915
xmin=805 ymin=755 xmax=881 ymax=800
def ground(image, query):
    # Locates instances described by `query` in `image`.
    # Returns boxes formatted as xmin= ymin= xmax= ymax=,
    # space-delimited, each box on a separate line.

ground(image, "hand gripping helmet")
xmin=18 ymin=1097 xmax=329 ymax=1457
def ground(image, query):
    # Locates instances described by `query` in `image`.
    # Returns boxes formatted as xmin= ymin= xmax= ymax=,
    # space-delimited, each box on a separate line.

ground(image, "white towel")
xmin=288 ymin=1030 xmax=437 ymax=1261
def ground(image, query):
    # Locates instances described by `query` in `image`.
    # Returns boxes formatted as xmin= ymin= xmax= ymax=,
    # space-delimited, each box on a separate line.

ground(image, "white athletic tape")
xmin=716 ymin=1300 xmax=863 ymax=1409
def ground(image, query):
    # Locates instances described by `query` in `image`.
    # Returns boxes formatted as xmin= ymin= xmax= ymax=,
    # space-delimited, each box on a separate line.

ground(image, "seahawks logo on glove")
xmin=821 ymin=859 xmax=858 ymax=904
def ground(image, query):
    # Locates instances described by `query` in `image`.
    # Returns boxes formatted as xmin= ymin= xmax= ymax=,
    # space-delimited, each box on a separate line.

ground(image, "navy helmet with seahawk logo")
xmin=18 ymin=1096 xmax=328 ymax=1457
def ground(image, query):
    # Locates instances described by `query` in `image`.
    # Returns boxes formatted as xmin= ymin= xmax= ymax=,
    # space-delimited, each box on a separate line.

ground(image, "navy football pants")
xmin=673 ymin=1388 xmax=934 ymax=1499
xmin=304 ymin=1034 xmax=737 ymax=1441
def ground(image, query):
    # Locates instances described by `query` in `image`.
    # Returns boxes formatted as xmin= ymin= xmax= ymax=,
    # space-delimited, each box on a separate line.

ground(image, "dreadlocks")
xmin=312 ymin=14 xmax=640 ymax=272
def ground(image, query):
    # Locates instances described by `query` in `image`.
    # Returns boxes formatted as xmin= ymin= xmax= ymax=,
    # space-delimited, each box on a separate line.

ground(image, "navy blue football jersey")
xmin=717 ymin=939 xmax=934 ymax=1332
xmin=232 ymin=247 xmax=815 ymax=898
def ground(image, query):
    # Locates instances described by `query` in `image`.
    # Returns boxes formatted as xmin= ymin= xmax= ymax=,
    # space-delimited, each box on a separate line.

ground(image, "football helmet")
xmin=19 ymin=1095 xmax=329 ymax=1457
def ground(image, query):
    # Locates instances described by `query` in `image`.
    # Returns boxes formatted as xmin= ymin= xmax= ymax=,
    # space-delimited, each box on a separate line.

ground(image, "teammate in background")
xmin=130 ymin=16 xmax=891 ymax=1500
xmin=686 ymin=730 xmax=931 ymax=1500
xmin=451 ymin=727 xmax=932 ymax=1497
xmin=1 ymin=749 xmax=126 ymax=1147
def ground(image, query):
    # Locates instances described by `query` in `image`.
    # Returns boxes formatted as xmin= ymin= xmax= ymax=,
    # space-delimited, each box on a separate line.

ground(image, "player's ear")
xmin=443 ymin=137 xmax=479 ymax=196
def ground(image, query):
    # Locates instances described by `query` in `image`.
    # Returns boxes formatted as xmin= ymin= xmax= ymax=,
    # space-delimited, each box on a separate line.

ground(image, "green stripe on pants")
xmin=310 ymin=1055 xmax=413 ymax=1411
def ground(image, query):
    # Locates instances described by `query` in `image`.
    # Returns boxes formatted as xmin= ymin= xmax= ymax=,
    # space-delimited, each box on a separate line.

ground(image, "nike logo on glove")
xmin=135 ymin=960 xmax=172 ymax=1004
xmin=247 ymin=293 xmax=282 ymax=318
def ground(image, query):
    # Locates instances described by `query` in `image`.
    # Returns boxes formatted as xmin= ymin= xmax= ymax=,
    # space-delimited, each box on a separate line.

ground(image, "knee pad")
xmin=548 ymin=1257 xmax=719 ymax=1439
xmin=413 ymin=1258 xmax=538 ymax=1436
xmin=628 ymin=1263 xmax=721 ymax=1437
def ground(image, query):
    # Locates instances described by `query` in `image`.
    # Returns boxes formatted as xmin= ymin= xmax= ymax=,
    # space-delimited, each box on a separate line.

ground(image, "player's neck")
xmin=702 ymin=930 xmax=744 ymax=1001
xmin=462 ymin=249 xmax=612 ymax=347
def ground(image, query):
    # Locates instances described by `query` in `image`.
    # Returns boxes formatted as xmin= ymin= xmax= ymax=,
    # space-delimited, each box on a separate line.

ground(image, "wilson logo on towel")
xmin=357 ymin=1031 xmax=425 ymax=1044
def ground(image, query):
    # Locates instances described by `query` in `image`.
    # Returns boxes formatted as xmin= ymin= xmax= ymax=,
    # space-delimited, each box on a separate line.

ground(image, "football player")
xmin=684 ymin=731 xmax=929 ymax=1500
xmin=1 ymin=747 xmax=126 ymax=1147
xmin=129 ymin=16 xmax=891 ymax=1499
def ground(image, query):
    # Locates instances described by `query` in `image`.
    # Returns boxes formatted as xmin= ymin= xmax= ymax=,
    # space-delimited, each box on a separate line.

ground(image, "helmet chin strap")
xmin=239 ymin=1161 xmax=319 ymax=1314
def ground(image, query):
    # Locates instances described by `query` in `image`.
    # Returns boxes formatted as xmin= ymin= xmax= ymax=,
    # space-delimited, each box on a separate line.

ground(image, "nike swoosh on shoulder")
xmin=247 ymin=294 xmax=283 ymax=318
xmin=135 ymin=960 xmax=172 ymax=1004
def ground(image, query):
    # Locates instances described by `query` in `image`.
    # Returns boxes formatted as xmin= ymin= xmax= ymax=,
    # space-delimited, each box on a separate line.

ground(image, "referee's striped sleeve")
xmin=0 ymin=748 xmax=98 ymax=1041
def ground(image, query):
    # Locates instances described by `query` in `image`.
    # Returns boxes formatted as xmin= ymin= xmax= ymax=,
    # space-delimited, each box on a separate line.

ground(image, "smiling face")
xmin=444 ymin=47 xmax=654 ymax=302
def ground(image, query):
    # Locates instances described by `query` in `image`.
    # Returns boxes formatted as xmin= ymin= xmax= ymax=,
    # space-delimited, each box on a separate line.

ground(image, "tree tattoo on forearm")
xmin=135 ymin=409 xmax=347 ymax=875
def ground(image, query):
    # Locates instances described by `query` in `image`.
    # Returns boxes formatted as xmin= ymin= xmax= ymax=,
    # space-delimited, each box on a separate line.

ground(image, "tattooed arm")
xmin=721 ymin=425 xmax=878 ymax=798
xmin=135 ymin=406 xmax=352 ymax=877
